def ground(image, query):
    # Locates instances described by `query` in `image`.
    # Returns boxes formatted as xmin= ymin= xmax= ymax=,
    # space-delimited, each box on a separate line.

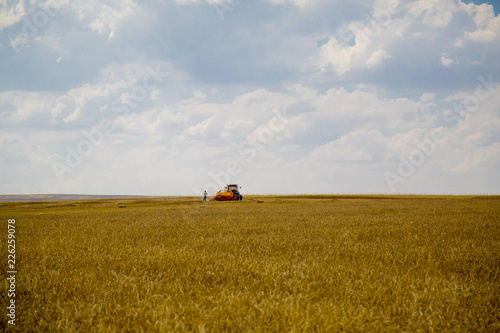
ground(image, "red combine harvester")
xmin=214 ymin=184 xmax=243 ymax=201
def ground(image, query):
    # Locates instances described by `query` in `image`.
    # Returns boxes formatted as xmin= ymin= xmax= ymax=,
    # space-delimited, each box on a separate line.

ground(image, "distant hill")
xmin=0 ymin=194 xmax=143 ymax=203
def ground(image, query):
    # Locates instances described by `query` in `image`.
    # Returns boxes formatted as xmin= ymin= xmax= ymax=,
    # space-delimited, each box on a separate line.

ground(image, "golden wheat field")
xmin=0 ymin=195 xmax=499 ymax=332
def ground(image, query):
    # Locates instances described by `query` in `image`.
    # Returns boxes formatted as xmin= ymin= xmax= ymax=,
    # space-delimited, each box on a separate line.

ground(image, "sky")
xmin=0 ymin=0 xmax=499 ymax=196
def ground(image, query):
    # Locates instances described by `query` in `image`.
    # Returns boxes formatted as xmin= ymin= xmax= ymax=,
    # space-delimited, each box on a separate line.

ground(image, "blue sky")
xmin=0 ymin=0 xmax=499 ymax=195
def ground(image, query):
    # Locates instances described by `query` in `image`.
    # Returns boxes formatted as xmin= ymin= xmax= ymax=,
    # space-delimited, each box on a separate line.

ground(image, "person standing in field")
xmin=203 ymin=190 xmax=207 ymax=201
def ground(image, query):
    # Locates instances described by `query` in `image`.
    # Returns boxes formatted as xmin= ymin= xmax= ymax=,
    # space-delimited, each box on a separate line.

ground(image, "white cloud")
xmin=265 ymin=0 xmax=320 ymax=7
xmin=366 ymin=48 xmax=391 ymax=68
xmin=441 ymin=56 xmax=454 ymax=67
xmin=407 ymin=0 xmax=455 ymax=27
xmin=307 ymin=129 xmax=380 ymax=163
xmin=316 ymin=15 xmax=404 ymax=76
xmin=420 ymin=93 xmax=435 ymax=102
xmin=0 ymin=0 xmax=27 ymax=30
xmin=315 ymin=0 xmax=500 ymax=78
xmin=462 ymin=3 xmax=500 ymax=43
xmin=85 ymin=2 xmax=140 ymax=40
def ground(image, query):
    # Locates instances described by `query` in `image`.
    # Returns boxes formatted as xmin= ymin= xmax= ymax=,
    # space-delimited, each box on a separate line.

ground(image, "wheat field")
xmin=0 ymin=195 xmax=499 ymax=332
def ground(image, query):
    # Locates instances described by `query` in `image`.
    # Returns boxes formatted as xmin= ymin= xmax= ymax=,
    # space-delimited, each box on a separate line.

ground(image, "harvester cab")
xmin=214 ymin=184 xmax=243 ymax=201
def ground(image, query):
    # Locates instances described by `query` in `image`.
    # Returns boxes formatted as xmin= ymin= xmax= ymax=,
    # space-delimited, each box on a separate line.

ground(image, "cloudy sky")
xmin=1 ymin=0 xmax=499 ymax=196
